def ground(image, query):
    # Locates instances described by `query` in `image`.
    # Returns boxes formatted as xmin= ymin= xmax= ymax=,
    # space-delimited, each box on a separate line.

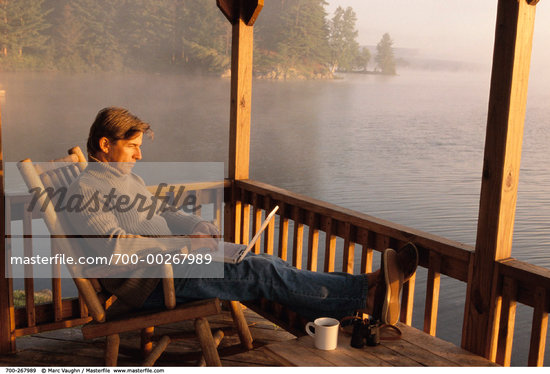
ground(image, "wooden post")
xmin=221 ymin=0 xmax=264 ymax=180
xmin=227 ymin=15 xmax=252 ymax=179
xmin=462 ymin=0 xmax=538 ymax=359
xmin=219 ymin=0 xmax=263 ymax=244
xmin=0 ymin=97 xmax=15 ymax=354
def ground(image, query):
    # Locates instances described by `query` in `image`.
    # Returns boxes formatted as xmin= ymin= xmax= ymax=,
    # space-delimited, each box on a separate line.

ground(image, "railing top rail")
xmin=499 ymin=259 xmax=550 ymax=291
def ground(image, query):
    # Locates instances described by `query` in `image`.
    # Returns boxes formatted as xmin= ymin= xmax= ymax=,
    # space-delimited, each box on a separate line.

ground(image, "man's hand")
xmin=193 ymin=221 xmax=220 ymax=237
xmin=190 ymin=221 xmax=220 ymax=252
xmin=189 ymin=231 xmax=219 ymax=252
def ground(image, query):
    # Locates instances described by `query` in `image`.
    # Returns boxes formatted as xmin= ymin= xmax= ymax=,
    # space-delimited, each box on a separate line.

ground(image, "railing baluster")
xmin=251 ymin=193 xmax=262 ymax=254
xmin=292 ymin=206 xmax=304 ymax=269
xmin=214 ymin=188 xmax=223 ymax=230
xmin=528 ymin=286 xmax=548 ymax=366
xmin=394 ymin=239 xmax=413 ymax=325
xmin=241 ymin=189 xmax=250 ymax=245
xmin=323 ymin=217 xmax=336 ymax=272
xmin=263 ymin=196 xmax=275 ymax=255
xmin=342 ymin=223 xmax=354 ymax=274
xmin=233 ymin=189 xmax=242 ymax=244
xmin=306 ymin=211 xmax=319 ymax=271
xmin=424 ymin=252 xmax=441 ymax=336
xmin=375 ymin=233 xmax=390 ymax=252
xmin=358 ymin=228 xmax=373 ymax=274
xmin=278 ymin=203 xmax=289 ymax=261
xmin=496 ymin=276 xmax=518 ymax=366
xmin=23 ymin=204 xmax=36 ymax=328
xmin=401 ymin=272 xmax=416 ymax=325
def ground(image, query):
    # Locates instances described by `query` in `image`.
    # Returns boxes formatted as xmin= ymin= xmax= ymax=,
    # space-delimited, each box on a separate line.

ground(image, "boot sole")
xmin=382 ymin=249 xmax=402 ymax=325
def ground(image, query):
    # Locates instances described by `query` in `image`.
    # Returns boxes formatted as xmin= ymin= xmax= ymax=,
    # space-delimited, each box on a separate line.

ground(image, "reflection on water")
xmin=2 ymin=70 xmax=549 ymax=364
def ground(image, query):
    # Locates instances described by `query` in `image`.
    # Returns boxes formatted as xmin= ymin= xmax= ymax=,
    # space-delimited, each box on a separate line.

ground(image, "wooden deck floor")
xmin=0 ymin=308 xmax=497 ymax=367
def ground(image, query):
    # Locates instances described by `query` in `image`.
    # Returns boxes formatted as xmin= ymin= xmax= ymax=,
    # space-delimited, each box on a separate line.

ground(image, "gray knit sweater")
xmin=65 ymin=161 xmax=204 ymax=307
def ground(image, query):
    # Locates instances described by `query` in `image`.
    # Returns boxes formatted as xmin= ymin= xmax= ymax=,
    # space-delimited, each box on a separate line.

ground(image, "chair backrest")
xmin=17 ymin=146 xmax=108 ymax=322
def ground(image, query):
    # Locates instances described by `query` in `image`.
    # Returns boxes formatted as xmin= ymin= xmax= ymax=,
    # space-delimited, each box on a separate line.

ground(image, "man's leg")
xmin=143 ymin=253 xmax=369 ymax=321
xmin=183 ymin=253 xmax=369 ymax=321
xmin=142 ymin=244 xmax=419 ymax=324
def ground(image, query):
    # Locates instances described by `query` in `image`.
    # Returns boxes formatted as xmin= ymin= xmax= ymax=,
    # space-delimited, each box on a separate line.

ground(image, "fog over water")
xmin=1 ymin=1 xmax=550 ymax=365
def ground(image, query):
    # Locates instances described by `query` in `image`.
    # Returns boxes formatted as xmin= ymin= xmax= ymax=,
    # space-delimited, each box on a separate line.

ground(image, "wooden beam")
xmin=462 ymin=0 xmax=537 ymax=360
xmin=221 ymin=0 xmax=263 ymax=181
xmin=0 ymin=99 xmax=16 ymax=354
xmin=217 ymin=0 xmax=264 ymax=26
xmin=228 ymin=13 xmax=254 ymax=180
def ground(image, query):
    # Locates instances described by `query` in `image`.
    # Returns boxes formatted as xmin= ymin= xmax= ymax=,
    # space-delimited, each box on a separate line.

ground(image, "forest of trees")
xmin=0 ymin=0 xmax=397 ymax=78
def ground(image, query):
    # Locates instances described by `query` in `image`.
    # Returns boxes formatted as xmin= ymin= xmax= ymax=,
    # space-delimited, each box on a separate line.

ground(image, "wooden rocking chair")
xmin=17 ymin=146 xmax=253 ymax=366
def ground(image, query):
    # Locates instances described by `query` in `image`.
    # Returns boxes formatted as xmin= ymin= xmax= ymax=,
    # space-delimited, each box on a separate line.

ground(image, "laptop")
xmin=198 ymin=205 xmax=279 ymax=263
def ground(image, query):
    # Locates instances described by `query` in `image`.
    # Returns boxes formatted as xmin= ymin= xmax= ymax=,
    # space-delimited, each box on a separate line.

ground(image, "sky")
xmin=326 ymin=0 xmax=550 ymax=69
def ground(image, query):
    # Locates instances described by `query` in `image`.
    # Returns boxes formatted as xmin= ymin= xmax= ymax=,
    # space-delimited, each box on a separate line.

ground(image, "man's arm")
xmin=64 ymin=183 xmax=189 ymax=259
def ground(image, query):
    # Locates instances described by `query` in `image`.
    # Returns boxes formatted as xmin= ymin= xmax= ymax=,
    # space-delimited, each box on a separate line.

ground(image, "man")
xmin=67 ymin=107 xmax=418 ymax=324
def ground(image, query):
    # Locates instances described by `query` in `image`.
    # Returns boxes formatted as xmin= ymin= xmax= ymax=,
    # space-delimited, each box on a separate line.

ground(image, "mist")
xmin=328 ymin=0 xmax=550 ymax=73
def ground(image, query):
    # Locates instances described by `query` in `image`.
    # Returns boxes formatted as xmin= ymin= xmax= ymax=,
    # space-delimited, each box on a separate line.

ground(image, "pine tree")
xmin=328 ymin=6 xmax=345 ymax=72
xmin=70 ymin=0 xmax=123 ymax=71
xmin=275 ymin=0 xmax=330 ymax=76
xmin=328 ymin=6 xmax=359 ymax=72
xmin=0 ymin=0 xmax=50 ymax=58
xmin=178 ymin=0 xmax=231 ymax=72
xmin=118 ymin=0 xmax=174 ymax=71
xmin=254 ymin=0 xmax=284 ymax=53
xmin=375 ymin=32 xmax=396 ymax=75
xmin=0 ymin=0 xmax=7 ymax=56
xmin=354 ymin=46 xmax=370 ymax=72
xmin=53 ymin=3 xmax=85 ymax=70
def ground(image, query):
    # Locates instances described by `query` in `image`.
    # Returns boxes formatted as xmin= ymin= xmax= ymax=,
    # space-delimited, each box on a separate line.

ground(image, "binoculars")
xmin=350 ymin=317 xmax=381 ymax=348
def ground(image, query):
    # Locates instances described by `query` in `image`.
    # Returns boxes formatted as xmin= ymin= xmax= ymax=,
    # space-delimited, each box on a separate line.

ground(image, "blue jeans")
xmin=142 ymin=253 xmax=369 ymax=321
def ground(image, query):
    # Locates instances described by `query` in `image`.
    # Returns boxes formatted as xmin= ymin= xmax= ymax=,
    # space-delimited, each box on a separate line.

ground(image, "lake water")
xmin=2 ymin=69 xmax=549 ymax=365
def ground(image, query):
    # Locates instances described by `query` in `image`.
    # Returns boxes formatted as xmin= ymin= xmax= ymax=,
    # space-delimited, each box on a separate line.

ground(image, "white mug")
xmin=305 ymin=317 xmax=339 ymax=350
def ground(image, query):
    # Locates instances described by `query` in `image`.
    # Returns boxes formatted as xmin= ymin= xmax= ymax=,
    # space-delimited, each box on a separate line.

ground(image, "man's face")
xmin=103 ymin=132 xmax=143 ymax=174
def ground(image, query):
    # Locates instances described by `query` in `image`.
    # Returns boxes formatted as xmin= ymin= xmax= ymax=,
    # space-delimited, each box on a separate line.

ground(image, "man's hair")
xmin=86 ymin=107 xmax=153 ymax=158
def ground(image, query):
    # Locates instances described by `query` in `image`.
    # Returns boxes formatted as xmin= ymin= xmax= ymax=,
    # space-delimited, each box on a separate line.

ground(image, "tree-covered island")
xmin=0 ymin=0 xmax=397 ymax=78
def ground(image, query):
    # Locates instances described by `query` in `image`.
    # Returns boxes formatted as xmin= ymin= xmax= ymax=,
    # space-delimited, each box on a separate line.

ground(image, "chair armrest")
xmin=162 ymin=264 xmax=176 ymax=309
xmin=74 ymin=278 xmax=106 ymax=322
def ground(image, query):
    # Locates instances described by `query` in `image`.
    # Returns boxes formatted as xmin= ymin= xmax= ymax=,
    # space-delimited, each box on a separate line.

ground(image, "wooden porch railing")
xmin=227 ymin=179 xmax=550 ymax=367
